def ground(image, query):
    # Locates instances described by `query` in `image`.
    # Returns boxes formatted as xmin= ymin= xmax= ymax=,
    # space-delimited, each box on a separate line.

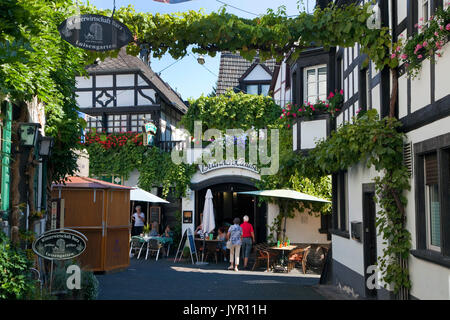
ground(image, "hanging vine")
xmin=304 ymin=109 xmax=411 ymax=294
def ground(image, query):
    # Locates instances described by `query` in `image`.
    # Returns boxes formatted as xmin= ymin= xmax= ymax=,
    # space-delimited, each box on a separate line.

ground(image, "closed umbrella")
xmin=200 ymin=189 xmax=215 ymax=263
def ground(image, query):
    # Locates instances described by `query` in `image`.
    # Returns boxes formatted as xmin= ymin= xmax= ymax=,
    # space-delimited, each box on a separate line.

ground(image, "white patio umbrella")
xmin=238 ymin=189 xmax=331 ymax=243
xmin=199 ymin=189 xmax=215 ymax=263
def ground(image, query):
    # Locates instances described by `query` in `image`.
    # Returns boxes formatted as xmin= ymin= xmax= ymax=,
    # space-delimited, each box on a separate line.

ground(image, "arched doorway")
xmin=191 ymin=177 xmax=267 ymax=243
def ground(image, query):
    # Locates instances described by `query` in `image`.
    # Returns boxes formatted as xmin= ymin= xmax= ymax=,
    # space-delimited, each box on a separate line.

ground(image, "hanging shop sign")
xmin=58 ymin=14 xmax=133 ymax=52
xmin=199 ymin=159 xmax=260 ymax=174
xmin=32 ymin=228 xmax=87 ymax=261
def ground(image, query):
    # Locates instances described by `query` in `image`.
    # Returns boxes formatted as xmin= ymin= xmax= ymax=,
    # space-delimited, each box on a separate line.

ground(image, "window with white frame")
xmin=87 ymin=115 xmax=103 ymax=132
xmin=304 ymin=65 xmax=327 ymax=103
xmin=421 ymin=0 xmax=430 ymax=23
xmin=107 ymin=114 xmax=127 ymax=133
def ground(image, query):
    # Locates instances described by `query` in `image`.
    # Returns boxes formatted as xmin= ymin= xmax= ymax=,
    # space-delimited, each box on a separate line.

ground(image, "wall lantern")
xmin=19 ymin=123 xmax=40 ymax=147
xmin=38 ymin=135 xmax=54 ymax=158
xmin=293 ymin=114 xmax=332 ymax=153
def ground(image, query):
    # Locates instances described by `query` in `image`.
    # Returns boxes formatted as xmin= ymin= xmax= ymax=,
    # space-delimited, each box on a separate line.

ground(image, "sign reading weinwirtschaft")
xmin=32 ymin=229 xmax=87 ymax=261
xmin=58 ymin=14 xmax=132 ymax=52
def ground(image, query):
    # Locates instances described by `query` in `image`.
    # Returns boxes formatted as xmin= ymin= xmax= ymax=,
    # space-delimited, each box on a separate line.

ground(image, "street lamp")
xmin=19 ymin=123 xmax=40 ymax=147
xmin=197 ymin=55 xmax=205 ymax=65
xmin=38 ymin=136 xmax=54 ymax=158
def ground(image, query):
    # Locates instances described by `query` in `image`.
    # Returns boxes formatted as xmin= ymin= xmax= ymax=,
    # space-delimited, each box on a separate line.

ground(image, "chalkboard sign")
xmin=150 ymin=207 xmax=160 ymax=224
xmin=173 ymin=228 xmax=197 ymax=264
xmin=187 ymin=228 xmax=196 ymax=255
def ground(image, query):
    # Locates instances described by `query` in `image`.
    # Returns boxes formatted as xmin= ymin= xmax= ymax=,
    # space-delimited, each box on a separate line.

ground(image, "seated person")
xmin=194 ymin=224 xmax=205 ymax=239
xmin=149 ymin=221 xmax=159 ymax=237
xmin=162 ymin=225 xmax=174 ymax=238
xmin=216 ymin=226 xmax=227 ymax=262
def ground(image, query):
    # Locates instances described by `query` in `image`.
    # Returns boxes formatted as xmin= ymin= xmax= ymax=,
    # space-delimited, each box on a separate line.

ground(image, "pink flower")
xmin=435 ymin=31 xmax=439 ymax=36
xmin=401 ymin=53 xmax=408 ymax=59
xmin=329 ymin=92 xmax=334 ymax=98
xmin=311 ymin=106 xmax=315 ymax=111
xmin=287 ymin=124 xmax=290 ymax=129
xmin=446 ymin=24 xmax=450 ymax=31
xmin=418 ymin=54 xmax=423 ymax=59
xmin=280 ymin=115 xmax=283 ymax=119
xmin=440 ymin=25 xmax=444 ymax=30
xmin=423 ymin=41 xmax=428 ymax=47
xmin=419 ymin=17 xmax=424 ymax=22
xmin=391 ymin=53 xmax=397 ymax=59
xmin=292 ymin=113 xmax=297 ymax=117
xmin=437 ymin=53 xmax=442 ymax=58
xmin=339 ymin=89 xmax=343 ymax=95
xmin=395 ymin=46 xmax=401 ymax=52
xmin=415 ymin=23 xmax=419 ymax=28
xmin=326 ymin=104 xmax=329 ymax=108
xmin=287 ymin=112 xmax=290 ymax=116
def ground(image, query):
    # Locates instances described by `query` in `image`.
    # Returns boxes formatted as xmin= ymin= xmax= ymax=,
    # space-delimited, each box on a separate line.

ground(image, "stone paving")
xmin=96 ymin=256 xmax=326 ymax=300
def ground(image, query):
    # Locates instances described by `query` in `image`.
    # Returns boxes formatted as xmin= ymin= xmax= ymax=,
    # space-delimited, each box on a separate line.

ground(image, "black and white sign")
xmin=32 ymin=229 xmax=87 ymax=261
xmin=199 ymin=159 xmax=260 ymax=174
xmin=58 ymin=14 xmax=132 ymax=52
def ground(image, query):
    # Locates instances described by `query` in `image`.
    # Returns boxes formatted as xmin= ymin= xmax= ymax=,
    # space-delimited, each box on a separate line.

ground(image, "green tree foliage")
xmin=180 ymin=90 xmax=281 ymax=133
xmin=0 ymin=231 xmax=36 ymax=299
xmin=86 ymin=2 xmax=394 ymax=69
xmin=307 ymin=109 xmax=411 ymax=294
xmin=0 ymin=0 xmax=92 ymax=182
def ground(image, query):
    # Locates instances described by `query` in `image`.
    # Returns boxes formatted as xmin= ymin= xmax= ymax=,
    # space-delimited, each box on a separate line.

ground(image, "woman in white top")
xmin=131 ymin=205 xmax=145 ymax=236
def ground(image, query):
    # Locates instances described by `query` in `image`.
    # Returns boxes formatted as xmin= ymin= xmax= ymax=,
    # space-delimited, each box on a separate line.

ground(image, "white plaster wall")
xmin=76 ymin=91 xmax=92 ymax=108
xmin=434 ymin=41 xmax=450 ymax=102
xmin=333 ymin=161 xmax=389 ymax=288
xmin=398 ymin=73 xmax=408 ymax=119
xmin=371 ymin=84 xmax=381 ymax=115
xmin=74 ymin=149 xmax=89 ymax=178
xmin=411 ymin=59 xmax=431 ymax=113
xmin=404 ymin=116 xmax=450 ymax=299
xmin=292 ymin=123 xmax=297 ymax=151
xmin=116 ymin=74 xmax=135 ymax=87
xmin=138 ymin=89 xmax=156 ymax=106
xmin=96 ymin=75 xmax=113 ymax=87
xmin=181 ymin=188 xmax=195 ymax=237
xmin=75 ymin=76 xmax=92 ymax=88
xmin=266 ymin=203 xmax=329 ymax=244
xmin=397 ymin=0 xmax=407 ymax=23
xmin=123 ymin=169 xmax=140 ymax=187
xmin=190 ymin=167 xmax=261 ymax=185
xmin=116 ymin=90 xmax=134 ymax=107
xmin=300 ymin=119 xmax=327 ymax=149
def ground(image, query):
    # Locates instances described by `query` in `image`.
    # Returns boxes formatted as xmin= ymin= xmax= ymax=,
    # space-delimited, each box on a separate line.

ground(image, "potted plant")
xmin=143 ymin=223 xmax=151 ymax=237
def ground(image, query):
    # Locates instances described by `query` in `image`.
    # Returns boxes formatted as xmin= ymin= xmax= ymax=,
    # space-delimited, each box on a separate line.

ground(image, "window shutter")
xmin=425 ymin=153 xmax=438 ymax=185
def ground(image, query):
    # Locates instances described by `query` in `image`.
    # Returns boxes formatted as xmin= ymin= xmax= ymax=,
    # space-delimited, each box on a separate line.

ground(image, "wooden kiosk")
xmin=51 ymin=177 xmax=131 ymax=272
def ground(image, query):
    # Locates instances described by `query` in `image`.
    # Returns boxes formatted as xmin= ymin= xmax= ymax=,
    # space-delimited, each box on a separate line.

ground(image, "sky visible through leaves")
xmin=84 ymin=0 xmax=313 ymax=100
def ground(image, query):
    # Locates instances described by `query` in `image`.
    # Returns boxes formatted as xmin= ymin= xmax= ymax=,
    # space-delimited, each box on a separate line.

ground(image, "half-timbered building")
xmin=74 ymin=48 xmax=188 ymax=229
xmin=273 ymin=0 xmax=450 ymax=299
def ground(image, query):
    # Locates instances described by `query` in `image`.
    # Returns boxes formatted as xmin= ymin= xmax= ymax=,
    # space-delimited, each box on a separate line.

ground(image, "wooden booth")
xmin=52 ymin=177 xmax=131 ymax=272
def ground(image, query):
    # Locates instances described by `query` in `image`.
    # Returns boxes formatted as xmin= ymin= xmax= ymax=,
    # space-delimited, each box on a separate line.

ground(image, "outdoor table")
xmin=270 ymin=245 xmax=297 ymax=272
xmin=195 ymin=239 xmax=221 ymax=262
xmin=141 ymin=236 xmax=173 ymax=258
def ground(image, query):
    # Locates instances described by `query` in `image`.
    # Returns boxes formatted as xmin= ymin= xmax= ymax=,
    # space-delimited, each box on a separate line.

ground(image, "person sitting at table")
xmin=195 ymin=223 xmax=205 ymax=239
xmin=149 ymin=221 xmax=159 ymax=237
xmin=162 ymin=225 xmax=174 ymax=238
xmin=217 ymin=226 xmax=227 ymax=262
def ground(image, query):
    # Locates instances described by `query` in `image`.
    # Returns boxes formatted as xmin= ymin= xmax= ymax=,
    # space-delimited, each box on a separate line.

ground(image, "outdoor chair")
xmin=140 ymin=239 xmax=162 ymax=261
xmin=252 ymin=243 xmax=279 ymax=272
xmin=130 ymin=236 xmax=146 ymax=258
xmin=287 ymin=246 xmax=311 ymax=274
